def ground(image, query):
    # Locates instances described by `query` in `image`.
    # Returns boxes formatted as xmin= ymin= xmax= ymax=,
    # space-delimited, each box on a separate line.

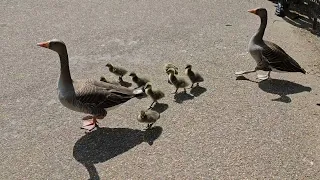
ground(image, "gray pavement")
xmin=1 ymin=0 xmax=320 ymax=179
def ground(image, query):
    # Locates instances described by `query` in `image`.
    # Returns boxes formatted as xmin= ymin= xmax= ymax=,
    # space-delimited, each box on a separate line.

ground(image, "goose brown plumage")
xmin=37 ymin=39 xmax=144 ymax=132
xmin=235 ymin=8 xmax=306 ymax=80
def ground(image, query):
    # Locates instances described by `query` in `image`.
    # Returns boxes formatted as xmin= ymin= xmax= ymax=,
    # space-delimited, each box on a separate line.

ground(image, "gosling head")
xmin=105 ymin=63 xmax=113 ymax=68
xmin=185 ymin=64 xmax=192 ymax=69
xmin=144 ymin=83 xmax=152 ymax=90
xmin=140 ymin=110 xmax=146 ymax=118
xmin=100 ymin=76 xmax=107 ymax=82
xmin=166 ymin=68 xmax=176 ymax=75
xmin=129 ymin=72 xmax=137 ymax=77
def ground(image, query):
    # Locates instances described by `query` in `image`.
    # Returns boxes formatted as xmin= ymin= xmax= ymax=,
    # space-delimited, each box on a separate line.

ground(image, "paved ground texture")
xmin=1 ymin=0 xmax=320 ymax=179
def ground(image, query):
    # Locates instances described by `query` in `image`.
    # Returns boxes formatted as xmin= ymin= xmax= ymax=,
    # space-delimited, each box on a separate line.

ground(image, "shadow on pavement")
xmin=150 ymin=103 xmax=169 ymax=113
xmin=174 ymin=92 xmax=194 ymax=103
xmin=259 ymin=78 xmax=312 ymax=103
xmin=190 ymin=86 xmax=207 ymax=97
xmin=119 ymin=80 xmax=132 ymax=88
xmin=236 ymin=76 xmax=312 ymax=103
xmin=73 ymin=126 xmax=163 ymax=180
xmin=270 ymin=0 xmax=320 ymax=36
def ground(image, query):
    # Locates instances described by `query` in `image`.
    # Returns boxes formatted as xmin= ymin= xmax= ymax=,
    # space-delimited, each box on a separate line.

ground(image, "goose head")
xmin=37 ymin=39 xmax=66 ymax=54
xmin=248 ymin=8 xmax=267 ymax=18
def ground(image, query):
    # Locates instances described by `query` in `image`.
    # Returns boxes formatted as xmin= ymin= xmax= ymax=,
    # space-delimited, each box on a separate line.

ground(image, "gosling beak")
xmin=247 ymin=9 xmax=257 ymax=14
xmin=37 ymin=41 xmax=49 ymax=48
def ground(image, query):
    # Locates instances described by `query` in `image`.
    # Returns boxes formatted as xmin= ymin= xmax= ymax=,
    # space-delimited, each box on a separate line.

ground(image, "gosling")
xmin=100 ymin=76 xmax=108 ymax=83
xmin=167 ymin=68 xmax=189 ymax=94
xmin=137 ymin=109 xmax=160 ymax=129
xmin=185 ymin=64 xmax=204 ymax=88
xmin=164 ymin=63 xmax=179 ymax=75
xmin=129 ymin=72 xmax=150 ymax=88
xmin=144 ymin=83 xmax=165 ymax=108
xmin=105 ymin=63 xmax=128 ymax=82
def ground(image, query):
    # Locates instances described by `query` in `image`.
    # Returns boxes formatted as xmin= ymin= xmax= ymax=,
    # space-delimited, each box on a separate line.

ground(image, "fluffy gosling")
xmin=165 ymin=63 xmax=179 ymax=75
xmin=137 ymin=109 xmax=160 ymax=129
xmin=167 ymin=68 xmax=189 ymax=93
xmin=100 ymin=76 xmax=108 ymax=83
xmin=185 ymin=64 xmax=204 ymax=88
xmin=144 ymin=83 xmax=165 ymax=108
xmin=105 ymin=63 xmax=128 ymax=82
xmin=129 ymin=72 xmax=150 ymax=88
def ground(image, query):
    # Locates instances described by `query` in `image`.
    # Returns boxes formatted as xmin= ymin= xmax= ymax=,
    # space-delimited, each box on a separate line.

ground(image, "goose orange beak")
xmin=248 ymin=9 xmax=257 ymax=14
xmin=37 ymin=41 xmax=49 ymax=48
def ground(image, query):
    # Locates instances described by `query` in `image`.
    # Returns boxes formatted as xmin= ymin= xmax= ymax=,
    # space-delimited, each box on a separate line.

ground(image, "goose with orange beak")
xmin=235 ymin=8 xmax=306 ymax=80
xmin=37 ymin=39 xmax=144 ymax=132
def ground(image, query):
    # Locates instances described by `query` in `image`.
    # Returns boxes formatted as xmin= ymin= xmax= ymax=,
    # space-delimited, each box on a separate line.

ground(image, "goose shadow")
xmin=236 ymin=76 xmax=312 ymax=103
xmin=190 ymin=86 xmax=207 ymax=97
xmin=174 ymin=92 xmax=194 ymax=103
xmin=258 ymin=79 xmax=312 ymax=103
xmin=73 ymin=126 xmax=163 ymax=180
xmin=150 ymin=103 xmax=169 ymax=113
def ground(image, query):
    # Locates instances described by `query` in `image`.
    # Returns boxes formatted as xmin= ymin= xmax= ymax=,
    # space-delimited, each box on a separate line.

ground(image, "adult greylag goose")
xmin=167 ymin=68 xmax=189 ymax=93
xmin=185 ymin=64 xmax=204 ymax=88
xmin=137 ymin=109 xmax=160 ymax=129
xmin=37 ymin=39 xmax=144 ymax=132
xmin=105 ymin=63 xmax=128 ymax=82
xmin=235 ymin=8 xmax=306 ymax=80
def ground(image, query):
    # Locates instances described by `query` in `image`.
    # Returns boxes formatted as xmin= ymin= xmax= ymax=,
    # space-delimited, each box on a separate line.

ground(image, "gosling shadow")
xmin=73 ymin=126 xmax=162 ymax=180
xmin=174 ymin=92 xmax=194 ymax=103
xmin=258 ymin=79 xmax=312 ymax=103
xmin=235 ymin=75 xmax=259 ymax=83
xmin=100 ymin=78 xmax=133 ymax=88
xmin=119 ymin=80 xmax=132 ymax=88
xmin=190 ymin=86 xmax=207 ymax=97
xmin=151 ymin=103 xmax=169 ymax=114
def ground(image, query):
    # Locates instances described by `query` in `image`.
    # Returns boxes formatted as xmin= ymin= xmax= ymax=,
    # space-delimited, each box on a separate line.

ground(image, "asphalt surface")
xmin=1 ymin=0 xmax=320 ymax=179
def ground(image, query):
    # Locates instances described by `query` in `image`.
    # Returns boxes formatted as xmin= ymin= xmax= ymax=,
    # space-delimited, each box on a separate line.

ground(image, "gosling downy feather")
xmin=129 ymin=72 xmax=150 ymax=88
xmin=167 ymin=68 xmax=189 ymax=93
xmin=185 ymin=64 xmax=204 ymax=88
xmin=137 ymin=109 xmax=160 ymax=129
xmin=164 ymin=63 xmax=179 ymax=75
xmin=106 ymin=63 xmax=128 ymax=82
xmin=144 ymin=83 xmax=165 ymax=108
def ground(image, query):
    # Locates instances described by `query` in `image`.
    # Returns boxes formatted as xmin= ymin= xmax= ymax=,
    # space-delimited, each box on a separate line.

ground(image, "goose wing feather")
xmin=261 ymin=41 xmax=305 ymax=73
